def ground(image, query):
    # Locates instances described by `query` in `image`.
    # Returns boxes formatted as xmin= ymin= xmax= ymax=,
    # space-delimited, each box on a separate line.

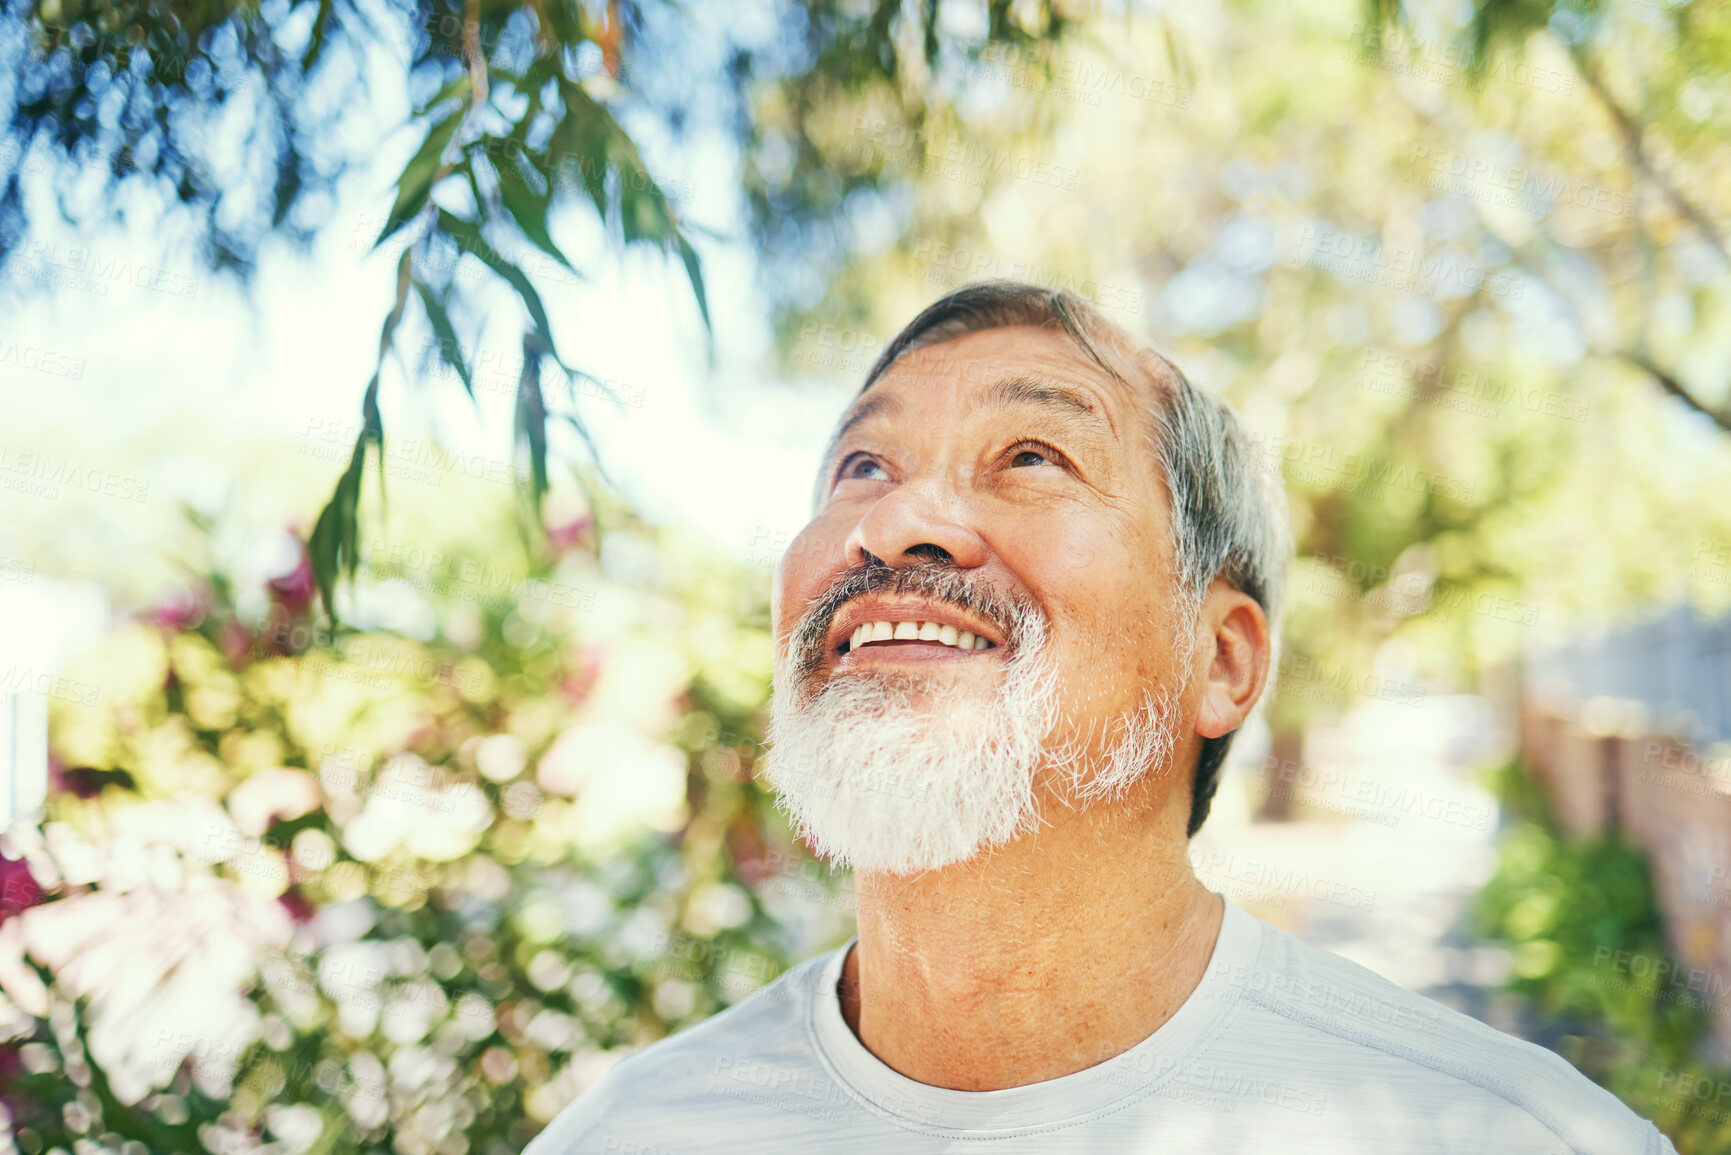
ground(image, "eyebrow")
xmin=978 ymin=373 xmax=1115 ymax=438
xmin=827 ymin=389 xmax=904 ymax=458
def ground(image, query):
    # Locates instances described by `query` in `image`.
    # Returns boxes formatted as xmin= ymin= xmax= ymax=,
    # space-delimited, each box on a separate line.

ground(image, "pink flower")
xmin=0 ymin=852 xmax=42 ymax=926
xmin=219 ymin=619 xmax=254 ymax=667
xmin=560 ymin=646 xmax=605 ymax=705
xmin=151 ymin=586 xmax=209 ymax=631
xmin=546 ymin=514 xmax=594 ymax=553
xmin=278 ymin=889 xmax=316 ymax=923
xmin=268 ymin=540 xmax=317 ymax=616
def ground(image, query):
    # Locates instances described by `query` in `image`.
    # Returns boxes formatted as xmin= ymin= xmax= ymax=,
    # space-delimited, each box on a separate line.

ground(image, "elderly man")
xmin=529 ymin=282 xmax=1675 ymax=1153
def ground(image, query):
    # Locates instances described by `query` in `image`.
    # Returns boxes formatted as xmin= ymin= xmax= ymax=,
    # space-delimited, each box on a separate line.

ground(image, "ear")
xmin=1193 ymin=579 xmax=1272 ymax=740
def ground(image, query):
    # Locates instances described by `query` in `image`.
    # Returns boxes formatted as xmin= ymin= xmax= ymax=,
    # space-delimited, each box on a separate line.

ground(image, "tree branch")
xmin=465 ymin=0 xmax=490 ymax=107
xmin=1617 ymin=351 xmax=1731 ymax=434
xmin=1559 ymin=50 xmax=1731 ymax=433
xmin=1574 ymin=51 xmax=1728 ymax=266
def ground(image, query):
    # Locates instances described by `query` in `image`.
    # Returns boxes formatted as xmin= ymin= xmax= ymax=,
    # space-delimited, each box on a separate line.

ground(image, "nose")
xmin=844 ymin=478 xmax=990 ymax=570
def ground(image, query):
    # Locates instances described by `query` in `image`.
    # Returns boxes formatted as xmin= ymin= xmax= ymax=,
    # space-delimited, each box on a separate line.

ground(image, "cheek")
xmin=772 ymin=518 xmax=852 ymax=638
xmin=1012 ymin=524 xmax=1173 ymax=704
xmin=995 ymin=508 xmax=1102 ymax=581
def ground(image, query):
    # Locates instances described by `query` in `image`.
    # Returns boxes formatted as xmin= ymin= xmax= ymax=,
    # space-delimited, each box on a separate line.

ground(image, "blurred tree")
xmin=1379 ymin=0 xmax=1731 ymax=432
xmin=751 ymin=0 xmax=1731 ymax=781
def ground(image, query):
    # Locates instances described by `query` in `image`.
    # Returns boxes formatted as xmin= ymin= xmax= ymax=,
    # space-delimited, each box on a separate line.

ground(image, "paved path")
xmin=1189 ymin=698 xmax=1530 ymax=1037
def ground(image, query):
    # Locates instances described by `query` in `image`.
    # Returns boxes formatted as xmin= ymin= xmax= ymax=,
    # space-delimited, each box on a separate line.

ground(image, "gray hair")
xmin=852 ymin=279 xmax=1290 ymax=837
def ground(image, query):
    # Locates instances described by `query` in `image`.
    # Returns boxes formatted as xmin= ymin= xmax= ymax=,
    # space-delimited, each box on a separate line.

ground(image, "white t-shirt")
xmin=527 ymin=898 xmax=1677 ymax=1153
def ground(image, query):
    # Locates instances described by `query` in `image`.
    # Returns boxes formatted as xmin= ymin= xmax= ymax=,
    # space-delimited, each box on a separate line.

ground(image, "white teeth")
xmin=847 ymin=620 xmax=992 ymax=651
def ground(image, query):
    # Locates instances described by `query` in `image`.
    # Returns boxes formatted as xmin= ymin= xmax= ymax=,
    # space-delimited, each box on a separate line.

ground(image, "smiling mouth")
xmin=839 ymin=619 xmax=998 ymax=658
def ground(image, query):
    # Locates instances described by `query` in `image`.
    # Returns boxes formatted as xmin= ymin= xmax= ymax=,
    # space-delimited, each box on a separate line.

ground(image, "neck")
xmin=836 ymin=790 xmax=1224 ymax=1091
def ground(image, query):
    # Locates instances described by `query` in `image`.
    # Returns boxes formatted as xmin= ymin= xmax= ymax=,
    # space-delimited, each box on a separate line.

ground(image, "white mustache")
xmin=781 ymin=559 xmax=1029 ymax=700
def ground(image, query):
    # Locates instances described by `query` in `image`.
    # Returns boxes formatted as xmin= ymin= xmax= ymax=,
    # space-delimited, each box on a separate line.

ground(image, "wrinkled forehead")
xmin=833 ymin=323 xmax=1175 ymax=442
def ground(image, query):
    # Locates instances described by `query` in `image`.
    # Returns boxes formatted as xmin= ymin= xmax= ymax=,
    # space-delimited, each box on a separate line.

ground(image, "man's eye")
xmin=1008 ymin=442 xmax=1064 ymax=469
xmin=839 ymin=455 xmax=889 ymax=482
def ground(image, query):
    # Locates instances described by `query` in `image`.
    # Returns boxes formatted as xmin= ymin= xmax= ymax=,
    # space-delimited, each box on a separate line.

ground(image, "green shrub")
xmin=1475 ymin=762 xmax=1731 ymax=1152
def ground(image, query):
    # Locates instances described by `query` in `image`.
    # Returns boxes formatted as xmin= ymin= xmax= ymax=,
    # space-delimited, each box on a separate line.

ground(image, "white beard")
xmin=766 ymin=599 xmax=1183 ymax=876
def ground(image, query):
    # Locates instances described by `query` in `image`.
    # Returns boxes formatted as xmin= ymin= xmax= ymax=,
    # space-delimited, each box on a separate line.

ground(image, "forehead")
xmin=846 ymin=324 xmax=1163 ymax=429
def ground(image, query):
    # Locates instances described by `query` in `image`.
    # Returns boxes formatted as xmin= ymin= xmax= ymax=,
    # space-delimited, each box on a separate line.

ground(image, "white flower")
xmin=0 ymin=875 xmax=291 ymax=1104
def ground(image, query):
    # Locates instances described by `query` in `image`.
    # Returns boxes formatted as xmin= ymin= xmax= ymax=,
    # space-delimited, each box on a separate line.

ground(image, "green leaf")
xmin=412 ymin=278 xmax=474 ymax=398
xmin=493 ymin=143 xmax=578 ymax=274
xmin=301 ymin=0 xmax=334 ymax=74
xmin=548 ymin=79 xmax=708 ymax=333
xmin=676 ymin=233 xmax=711 ymax=335
xmin=549 ymin=82 xmax=614 ymax=222
xmin=309 ymin=374 xmax=385 ymax=624
xmin=437 ymin=208 xmax=570 ymax=375
xmin=557 ymin=80 xmax=676 ymax=236
xmin=417 ymin=71 xmax=477 ymax=119
xmin=271 ymin=156 xmax=304 ymax=229
xmin=620 ymin=178 xmax=674 ymax=245
xmin=560 ymin=410 xmax=614 ymax=491
xmin=308 ymin=434 xmax=366 ymax=629
xmin=309 ymin=251 xmax=409 ymax=621
xmin=514 ymin=341 xmax=550 ymax=514
xmin=568 ymin=368 xmax=620 ymax=405
xmin=375 ymin=84 xmax=471 ymax=249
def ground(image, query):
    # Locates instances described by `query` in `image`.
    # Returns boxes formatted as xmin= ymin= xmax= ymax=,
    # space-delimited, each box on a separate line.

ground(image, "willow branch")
xmin=1574 ymin=52 xmax=1728 ymax=266
xmin=464 ymin=0 xmax=489 ymax=107
xmin=1617 ymin=352 xmax=1731 ymax=434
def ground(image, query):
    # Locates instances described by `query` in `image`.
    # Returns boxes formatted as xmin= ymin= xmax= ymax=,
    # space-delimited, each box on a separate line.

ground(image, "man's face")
xmin=766 ymin=325 xmax=1200 ymax=873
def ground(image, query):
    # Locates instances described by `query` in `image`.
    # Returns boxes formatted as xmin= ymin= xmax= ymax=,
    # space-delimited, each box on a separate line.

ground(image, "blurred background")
xmin=0 ymin=0 xmax=1729 ymax=1150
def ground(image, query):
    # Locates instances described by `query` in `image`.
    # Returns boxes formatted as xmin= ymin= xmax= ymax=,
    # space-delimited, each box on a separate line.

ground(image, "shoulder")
xmin=523 ymin=948 xmax=839 ymax=1155
xmin=1220 ymin=912 xmax=1671 ymax=1154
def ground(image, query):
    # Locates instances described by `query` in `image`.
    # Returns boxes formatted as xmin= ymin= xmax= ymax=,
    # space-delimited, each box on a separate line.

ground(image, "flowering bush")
xmin=0 ymin=511 xmax=851 ymax=1155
